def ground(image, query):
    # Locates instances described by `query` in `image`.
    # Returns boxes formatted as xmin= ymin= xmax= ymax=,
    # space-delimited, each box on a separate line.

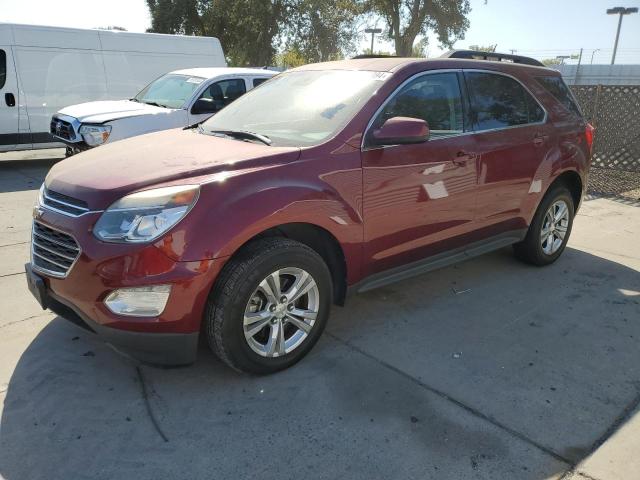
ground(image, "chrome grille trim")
xmin=41 ymin=188 xmax=96 ymax=217
xmin=31 ymin=221 xmax=81 ymax=278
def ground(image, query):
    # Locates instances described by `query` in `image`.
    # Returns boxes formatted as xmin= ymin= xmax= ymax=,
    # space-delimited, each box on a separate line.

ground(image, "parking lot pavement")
xmin=0 ymin=153 xmax=638 ymax=480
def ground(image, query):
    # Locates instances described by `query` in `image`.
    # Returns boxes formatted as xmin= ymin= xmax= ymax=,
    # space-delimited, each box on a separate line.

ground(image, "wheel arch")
xmin=550 ymin=170 xmax=583 ymax=210
xmin=228 ymin=222 xmax=349 ymax=306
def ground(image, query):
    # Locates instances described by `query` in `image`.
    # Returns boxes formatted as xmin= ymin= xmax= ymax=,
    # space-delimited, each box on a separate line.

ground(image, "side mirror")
xmin=191 ymin=98 xmax=219 ymax=115
xmin=371 ymin=117 xmax=430 ymax=146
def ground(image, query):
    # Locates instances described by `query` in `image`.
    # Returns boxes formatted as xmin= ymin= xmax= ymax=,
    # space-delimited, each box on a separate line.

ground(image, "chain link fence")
xmin=571 ymin=85 xmax=640 ymax=201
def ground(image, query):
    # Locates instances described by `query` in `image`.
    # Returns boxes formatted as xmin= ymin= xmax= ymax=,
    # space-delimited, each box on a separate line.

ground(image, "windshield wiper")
xmin=129 ymin=98 xmax=139 ymax=102
xmin=142 ymin=101 xmax=168 ymax=108
xmin=205 ymin=129 xmax=272 ymax=146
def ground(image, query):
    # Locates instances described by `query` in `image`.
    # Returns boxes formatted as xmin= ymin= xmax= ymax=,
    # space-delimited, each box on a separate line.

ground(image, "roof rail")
xmin=440 ymin=50 xmax=545 ymax=67
xmin=352 ymin=54 xmax=399 ymax=59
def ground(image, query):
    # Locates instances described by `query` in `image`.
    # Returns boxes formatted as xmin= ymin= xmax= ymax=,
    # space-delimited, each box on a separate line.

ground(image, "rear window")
xmin=0 ymin=50 xmax=6 ymax=89
xmin=465 ymin=72 xmax=545 ymax=131
xmin=535 ymin=76 xmax=583 ymax=118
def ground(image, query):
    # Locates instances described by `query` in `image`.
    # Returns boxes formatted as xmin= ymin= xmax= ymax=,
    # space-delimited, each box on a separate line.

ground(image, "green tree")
xmin=147 ymin=0 xmax=289 ymax=66
xmin=368 ymin=0 xmax=471 ymax=56
xmin=541 ymin=58 xmax=561 ymax=67
xmin=469 ymin=44 xmax=496 ymax=52
xmin=285 ymin=0 xmax=363 ymax=63
xmin=147 ymin=0 xmax=362 ymax=66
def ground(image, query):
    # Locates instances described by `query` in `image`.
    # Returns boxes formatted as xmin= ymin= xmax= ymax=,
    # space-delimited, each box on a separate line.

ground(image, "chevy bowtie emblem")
xmin=32 ymin=206 xmax=44 ymax=219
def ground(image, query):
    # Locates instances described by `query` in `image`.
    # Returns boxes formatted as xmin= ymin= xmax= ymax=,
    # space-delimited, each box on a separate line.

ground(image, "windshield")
xmin=134 ymin=74 xmax=205 ymax=109
xmin=201 ymin=70 xmax=388 ymax=147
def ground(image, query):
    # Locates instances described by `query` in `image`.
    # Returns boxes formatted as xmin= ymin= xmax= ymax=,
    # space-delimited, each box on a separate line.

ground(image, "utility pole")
xmin=365 ymin=28 xmax=382 ymax=55
xmin=575 ymin=48 xmax=583 ymax=84
xmin=509 ymin=49 xmax=517 ymax=54
xmin=607 ymin=7 xmax=638 ymax=64
xmin=590 ymin=48 xmax=600 ymax=64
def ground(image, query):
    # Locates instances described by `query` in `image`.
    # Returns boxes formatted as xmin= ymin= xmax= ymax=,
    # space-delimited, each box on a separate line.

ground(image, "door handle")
xmin=5 ymin=93 xmax=15 ymax=107
xmin=452 ymin=151 xmax=476 ymax=166
xmin=533 ymin=133 xmax=547 ymax=146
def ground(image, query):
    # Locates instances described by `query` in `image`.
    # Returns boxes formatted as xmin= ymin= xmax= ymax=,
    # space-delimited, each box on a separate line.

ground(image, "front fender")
xmin=155 ymin=161 xmax=364 ymax=281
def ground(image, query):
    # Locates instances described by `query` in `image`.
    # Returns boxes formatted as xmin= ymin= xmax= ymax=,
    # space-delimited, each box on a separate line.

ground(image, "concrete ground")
xmin=0 ymin=150 xmax=639 ymax=480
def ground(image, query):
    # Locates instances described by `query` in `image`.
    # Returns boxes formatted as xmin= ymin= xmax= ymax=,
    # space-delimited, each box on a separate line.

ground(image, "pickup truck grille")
xmin=31 ymin=221 xmax=81 ymax=278
xmin=42 ymin=188 xmax=90 ymax=216
xmin=50 ymin=117 xmax=76 ymax=141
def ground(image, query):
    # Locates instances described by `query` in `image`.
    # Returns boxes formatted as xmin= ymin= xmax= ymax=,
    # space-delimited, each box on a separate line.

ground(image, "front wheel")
xmin=514 ymin=185 xmax=575 ymax=266
xmin=205 ymin=238 xmax=332 ymax=374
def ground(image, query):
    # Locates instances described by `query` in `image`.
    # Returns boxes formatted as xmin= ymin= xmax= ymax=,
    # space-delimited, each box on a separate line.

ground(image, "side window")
xmin=535 ymin=76 xmax=583 ymax=118
xmin=465 ymin=72 xmax=544 ymax=131
xmin=0 ymin=49 xmax=6 ymax=89
xmin=198 ymin=78 xmax=247 ymax=110
xmin=253 ymin=77 xmax=268 ymax=88
xmin=372 ymin=72 xmax=464 ymax=139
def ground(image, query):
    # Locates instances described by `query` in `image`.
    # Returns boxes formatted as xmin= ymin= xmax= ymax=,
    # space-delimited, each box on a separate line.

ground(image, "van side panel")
xmin=102 ymin=51 xmax=226 ymax=99
xmin=13 ymin=46 xmax=108 ymax=143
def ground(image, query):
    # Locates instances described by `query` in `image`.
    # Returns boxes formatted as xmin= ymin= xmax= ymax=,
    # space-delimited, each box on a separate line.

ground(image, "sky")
xmin=1 ymin=0 xmax=639 ymax=64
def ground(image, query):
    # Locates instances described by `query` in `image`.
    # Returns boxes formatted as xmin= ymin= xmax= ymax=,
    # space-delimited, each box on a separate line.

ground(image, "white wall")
xmin=558 ymin=64 xmax=640 ymax=85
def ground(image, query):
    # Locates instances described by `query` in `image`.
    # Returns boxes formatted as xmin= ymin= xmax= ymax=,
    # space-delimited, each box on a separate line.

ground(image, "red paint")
xmin=37 ymin=58 xmax=590 ymax=338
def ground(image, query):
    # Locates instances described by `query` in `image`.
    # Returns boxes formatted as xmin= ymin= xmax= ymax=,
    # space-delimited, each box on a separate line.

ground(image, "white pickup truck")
xmin=51 ymin=67 xmax=277 ymax=154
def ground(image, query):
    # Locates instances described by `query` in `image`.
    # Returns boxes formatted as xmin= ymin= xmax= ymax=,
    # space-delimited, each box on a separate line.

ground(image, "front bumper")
xmin=26 ymin=209 xmax=225 ymax=366
xmin=27 ymin=264 xmax=199 ymax=365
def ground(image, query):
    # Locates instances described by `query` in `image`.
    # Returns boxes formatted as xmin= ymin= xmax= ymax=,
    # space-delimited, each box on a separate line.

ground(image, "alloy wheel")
xmin=243 ymin=267 xmax=319 ymax=357
xmin=540 ymin=200 xmax=570 ymax=255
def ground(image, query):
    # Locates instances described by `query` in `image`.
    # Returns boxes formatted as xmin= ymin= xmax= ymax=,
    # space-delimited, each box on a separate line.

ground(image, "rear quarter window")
xmin=535 ymin=76 xmax=583 ymax=118
xmin=253 ymin=77 xmax=268 ymax=88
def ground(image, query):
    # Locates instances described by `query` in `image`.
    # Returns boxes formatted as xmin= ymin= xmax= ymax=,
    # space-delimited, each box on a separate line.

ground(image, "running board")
xmin=352 ymin=230 xmax=527 ymax=294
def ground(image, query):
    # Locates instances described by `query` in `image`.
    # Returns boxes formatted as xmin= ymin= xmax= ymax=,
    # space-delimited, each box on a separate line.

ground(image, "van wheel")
xmin=514 ymin=184 xmax=575 ymax=266
xmin=205 ymin=238 xmax=332 ymax=374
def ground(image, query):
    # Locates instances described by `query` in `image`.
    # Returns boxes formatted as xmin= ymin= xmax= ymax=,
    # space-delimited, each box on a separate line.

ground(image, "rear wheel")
xmin=205 ymin=238 xmax=332 ymax=374
xmin=514 ymin=185 xmax=575 ymax=266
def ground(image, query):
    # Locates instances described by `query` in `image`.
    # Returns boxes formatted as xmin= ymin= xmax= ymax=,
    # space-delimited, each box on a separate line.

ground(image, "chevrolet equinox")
xmin=26 ymin=53 xmax=593 ymax=373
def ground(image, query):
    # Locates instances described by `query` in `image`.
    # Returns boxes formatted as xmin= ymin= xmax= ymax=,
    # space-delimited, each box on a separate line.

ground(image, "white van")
xmin=52 ymin=67 xmax=277 ymax=153
xmin=0 ymin=23 xmax=226 ymax=153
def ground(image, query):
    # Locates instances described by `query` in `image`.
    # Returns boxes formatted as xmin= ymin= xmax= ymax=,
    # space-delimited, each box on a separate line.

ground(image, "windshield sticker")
xmin=186 ymin=77 xmax=205 ymax=84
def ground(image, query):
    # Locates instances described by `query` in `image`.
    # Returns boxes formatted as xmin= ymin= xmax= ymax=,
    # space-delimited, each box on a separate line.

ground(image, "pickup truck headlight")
xmin=94 ymin=185 xmax=200 ymax=243
xmin=80 ymin=124 xmax=112 ymax=146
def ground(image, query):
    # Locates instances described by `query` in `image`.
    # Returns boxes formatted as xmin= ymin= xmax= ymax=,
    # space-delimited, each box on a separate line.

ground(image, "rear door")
xmin=0 ymin=47 xmax=19 ymax=151
xmin=463 ymin=70 xmax=549 ymax=235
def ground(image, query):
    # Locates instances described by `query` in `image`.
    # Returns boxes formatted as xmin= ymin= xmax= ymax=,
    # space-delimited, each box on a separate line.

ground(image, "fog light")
xmin=104 ymin=285 xmax=171 ymax=317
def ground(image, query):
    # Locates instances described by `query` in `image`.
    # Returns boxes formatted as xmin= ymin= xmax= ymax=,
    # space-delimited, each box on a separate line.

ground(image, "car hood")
xmin=45 ymin=128 xmax=301 ymax=210
xmin=57 ymin=100 xmax=175 ymax=124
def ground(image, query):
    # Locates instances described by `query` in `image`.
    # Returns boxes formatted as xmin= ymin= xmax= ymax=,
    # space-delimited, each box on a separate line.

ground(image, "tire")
xmin=513 ymin=184 xmax=575 ymax=266
xmin=205 ymin=237 xmax=332 ymax=374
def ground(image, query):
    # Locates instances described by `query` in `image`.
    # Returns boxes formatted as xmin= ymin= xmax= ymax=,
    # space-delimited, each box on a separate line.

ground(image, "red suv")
xmin=26 ymin=53 xmax=593 ymax=373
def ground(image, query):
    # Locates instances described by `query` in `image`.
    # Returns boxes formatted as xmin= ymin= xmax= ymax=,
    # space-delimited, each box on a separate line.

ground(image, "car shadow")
xmin=0 ymin=159 xmax=59 ymax=194
xmin=0 ymin=246 xmax=638 ymax=479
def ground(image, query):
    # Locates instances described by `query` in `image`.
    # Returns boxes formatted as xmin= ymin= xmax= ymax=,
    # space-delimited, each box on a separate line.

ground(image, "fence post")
xmin=592 ymin=84 xmax=602 ymax=128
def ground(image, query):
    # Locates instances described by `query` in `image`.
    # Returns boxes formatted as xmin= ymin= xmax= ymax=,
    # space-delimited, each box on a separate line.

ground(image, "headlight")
xmin=80 ymin=124 xmax=111 ymax=146
xmin=94 ymin=185 xmax=200 ymax=243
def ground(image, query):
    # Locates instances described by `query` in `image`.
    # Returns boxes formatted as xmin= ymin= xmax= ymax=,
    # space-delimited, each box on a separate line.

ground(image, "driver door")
xmin=188 ymin=78 xmax=247 ymax=125
xmin=361 ymin=70 xmax=479 ymax=276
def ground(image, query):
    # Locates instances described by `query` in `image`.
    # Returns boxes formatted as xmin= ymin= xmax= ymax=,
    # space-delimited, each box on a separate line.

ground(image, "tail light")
xmin=585 ymin=123 xmax=595 ymax=154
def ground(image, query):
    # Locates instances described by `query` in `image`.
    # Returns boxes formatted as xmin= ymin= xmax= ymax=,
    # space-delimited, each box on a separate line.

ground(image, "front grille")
xmin=42 ymin=188 xmax=89 ymax=216
xmin=31 ymin=221 xmax=81 ymax=277
xmin=50 ymin=117 xmax=76 ymax=141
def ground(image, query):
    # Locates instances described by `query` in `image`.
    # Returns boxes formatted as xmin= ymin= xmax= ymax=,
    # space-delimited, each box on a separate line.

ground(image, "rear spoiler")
xmin=441 ymin=50 xmax=545 ymax=67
